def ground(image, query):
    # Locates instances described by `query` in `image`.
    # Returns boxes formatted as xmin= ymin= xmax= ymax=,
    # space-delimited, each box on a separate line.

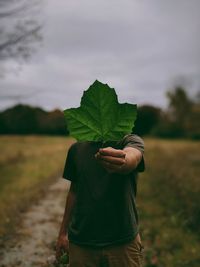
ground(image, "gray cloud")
xmin=0 ymin=0 xmax=200 ymax=111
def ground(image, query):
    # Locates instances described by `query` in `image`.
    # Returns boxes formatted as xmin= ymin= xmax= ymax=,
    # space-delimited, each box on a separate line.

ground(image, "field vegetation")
xmin=0 ymin=136 xmax=200 ymax=267
xmin=138 ymin=138 xmax=200 ymax=267
xmin=0 ymin=135 xmax=74 ymax=241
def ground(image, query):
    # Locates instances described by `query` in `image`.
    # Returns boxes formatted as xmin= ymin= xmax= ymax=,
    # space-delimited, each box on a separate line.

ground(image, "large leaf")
xmin=63 ymin=80 xmax=137 ymax=141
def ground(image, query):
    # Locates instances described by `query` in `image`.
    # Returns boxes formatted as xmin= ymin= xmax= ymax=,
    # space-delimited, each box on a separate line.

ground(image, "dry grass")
xmin=138 ymin=138 xmax=200 ymax=267
xmin=0 ymin=135 xmax=75 ymax=239
xmin=1 ymin=136 xmax=200 ymax=267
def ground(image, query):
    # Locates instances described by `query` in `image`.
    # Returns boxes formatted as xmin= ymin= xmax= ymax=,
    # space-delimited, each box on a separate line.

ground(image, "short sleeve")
xmin=121 ymin=134 xmax=145 ymax=172
xmin=62 ymin=143 xmax=77 ymax=182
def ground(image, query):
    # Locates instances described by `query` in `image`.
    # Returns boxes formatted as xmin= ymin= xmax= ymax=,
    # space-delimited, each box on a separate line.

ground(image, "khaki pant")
xmin=68 ymin=234 xmax=144 ymax=267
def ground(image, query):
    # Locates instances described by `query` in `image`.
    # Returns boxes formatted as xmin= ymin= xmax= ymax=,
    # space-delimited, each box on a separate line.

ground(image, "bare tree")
xmin=0 ymin=0 xmax=43 ymax=76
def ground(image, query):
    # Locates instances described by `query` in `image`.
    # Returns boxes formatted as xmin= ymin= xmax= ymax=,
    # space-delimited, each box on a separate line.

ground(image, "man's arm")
xmin=56 ymin=181 xmax=76 ymax=259
xmin=95 ymin=146 xmax=143 ymax=174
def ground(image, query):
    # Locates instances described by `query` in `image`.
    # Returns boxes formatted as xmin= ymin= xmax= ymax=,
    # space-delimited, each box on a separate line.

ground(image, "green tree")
xmin=166 ymin=86 xmax=193 ymax=137
xmin=133 ymin=105 xmax=162 ymax=136
xmin=163 ymin=86 xmax=200 ymax=139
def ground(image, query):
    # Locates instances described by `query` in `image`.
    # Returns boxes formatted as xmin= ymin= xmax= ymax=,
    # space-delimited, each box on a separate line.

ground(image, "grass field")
xmin=0 ymin=136 xmax=200 ymax=267
xmin=0 ymin=135 xmax=75 ymax=240
xmin=138 ymin=138 xmax=200 ymax=267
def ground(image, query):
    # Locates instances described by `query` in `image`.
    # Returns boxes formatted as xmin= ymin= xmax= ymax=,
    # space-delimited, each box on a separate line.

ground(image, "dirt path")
xmin=0 ymin=178 xmax=69 ymax=267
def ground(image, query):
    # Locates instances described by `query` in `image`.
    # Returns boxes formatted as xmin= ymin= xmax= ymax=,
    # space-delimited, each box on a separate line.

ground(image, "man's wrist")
xmin=59 ymin=226 xmax=68 ymax=236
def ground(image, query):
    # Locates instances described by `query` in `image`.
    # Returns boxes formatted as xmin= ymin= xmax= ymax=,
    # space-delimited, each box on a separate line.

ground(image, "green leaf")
xmin=64 ymin=80 xmax=137 ymax=141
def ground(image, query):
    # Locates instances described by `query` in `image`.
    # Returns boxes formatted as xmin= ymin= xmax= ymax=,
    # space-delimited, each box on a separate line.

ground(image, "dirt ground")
xmin=0 ymin=178 xmax=69 ymax=267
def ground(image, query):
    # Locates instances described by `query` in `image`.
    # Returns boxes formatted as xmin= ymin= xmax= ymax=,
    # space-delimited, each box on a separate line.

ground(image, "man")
xmin=56 ymin=134 xmax=145 ymax=267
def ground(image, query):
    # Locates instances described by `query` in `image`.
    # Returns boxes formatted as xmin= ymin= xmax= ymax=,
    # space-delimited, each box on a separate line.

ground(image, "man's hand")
xmin=55 ymin=234 xmax=69 ymax=261
xmin=55 ymin=184 xmax=76 ymax=261
xmin=95 ymin=147 xmax=126 ymax=173
xmin=95 ymin=146 xmax=142 ymax=174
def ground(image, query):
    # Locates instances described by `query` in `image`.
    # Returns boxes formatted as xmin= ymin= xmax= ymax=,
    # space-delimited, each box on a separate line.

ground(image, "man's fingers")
xmin=99 ymin=147 xmax=125 ymax=158
xmin=95 ymin=149 xmax=126 ymax=165
xmin=95 ymin=153 xmax=125 ymax=165
xmin=99 ymin=155 xmax=125 ymax=165
xmin=55 ymin=239 xmax=69 ymax=260
xmin=95 ymin=147 xmax=126 ymax=171
xmin=56 ymin=247 xmax=68 ymax=261
xmin=56 ymin=249 xmax=61 ymax=260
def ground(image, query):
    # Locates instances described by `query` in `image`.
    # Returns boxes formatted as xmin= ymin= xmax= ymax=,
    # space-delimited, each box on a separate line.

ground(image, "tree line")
xmin=0 ymin=105 xmax=67 ymax=135
xmin=133 ymin=86 xmax=200 ymax=139
xmin=0 ymin=86 xmax=199 ymax=139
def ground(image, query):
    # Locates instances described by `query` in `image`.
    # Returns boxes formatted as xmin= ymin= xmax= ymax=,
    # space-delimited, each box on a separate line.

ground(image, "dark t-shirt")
xmin=62 ymin=134 xmax=145 ymax=248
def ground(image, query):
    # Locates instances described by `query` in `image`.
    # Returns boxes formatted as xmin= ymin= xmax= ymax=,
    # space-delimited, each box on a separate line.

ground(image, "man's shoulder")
xmin=67 ymin=141 xmax=78 ymax=155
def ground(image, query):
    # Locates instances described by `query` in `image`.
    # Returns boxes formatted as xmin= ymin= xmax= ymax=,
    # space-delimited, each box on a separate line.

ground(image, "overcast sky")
xmin=0 ymin=0 xmax=200 ymax=111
